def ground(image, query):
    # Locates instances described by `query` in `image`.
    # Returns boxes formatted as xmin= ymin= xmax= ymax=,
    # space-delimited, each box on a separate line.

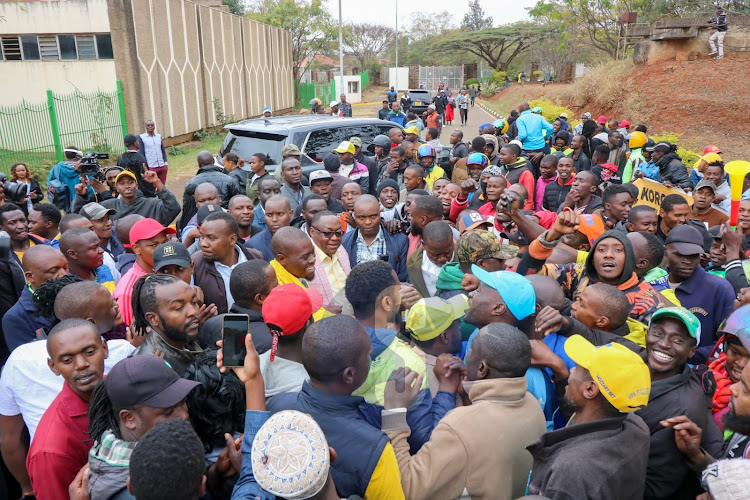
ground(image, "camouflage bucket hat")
xmin=456 ymin=229 xmax=518 ymax=263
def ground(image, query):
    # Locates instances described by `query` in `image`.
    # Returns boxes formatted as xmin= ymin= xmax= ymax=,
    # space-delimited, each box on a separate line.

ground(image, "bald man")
xmin=59 ymin=227 xmax=116 ymax=294
xmin=341 ymin=194 xmax=409 ymax=281
xmin=280 ymin=158 xmax=311 ymax=212
xmin=181 ymin=183 xmax=223 ymax=246
xmin=181 ymin=150 xmax=240 ymax=229
xmin=54 ymin=281 xmax=124 ymax=338
xmin=245 ymin=194 xmax=293 ymax=261
xmin=2 ymin=246 xmax=70 ymax=352
xmin=269 ymin=226 xmax=328 ymax=317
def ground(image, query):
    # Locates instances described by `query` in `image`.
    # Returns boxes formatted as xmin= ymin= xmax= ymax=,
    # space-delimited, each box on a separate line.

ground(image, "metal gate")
xmin=418 ymin=66 xmax=464 ymax=92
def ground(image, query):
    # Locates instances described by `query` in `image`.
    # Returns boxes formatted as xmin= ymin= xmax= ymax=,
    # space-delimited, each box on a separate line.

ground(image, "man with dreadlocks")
xmin=86 ymin=355 xmax=200 ymax=499
xmin=131 ymin=274 xmax=204 ymax=376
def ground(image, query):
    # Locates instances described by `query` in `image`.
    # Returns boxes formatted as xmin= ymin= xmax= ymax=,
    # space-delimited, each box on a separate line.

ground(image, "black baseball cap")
xmin=665 ymin=224 xmax=705 ymax=256
xmin=153 ymin=242 xmax=192 ymax=272
xmin=124 ymin=134 xmax=139 ymax=147
xmin=104 ymin=355 xmax=200 ymax=408
xmin=196 ymin=203 xmax=223 ymax=225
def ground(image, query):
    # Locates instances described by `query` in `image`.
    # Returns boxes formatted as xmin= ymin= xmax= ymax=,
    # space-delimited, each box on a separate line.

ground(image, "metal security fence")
xmin=418 ymin=65 xmax=465 ymax=92
xmin=296 ymin=80 xmax=336 ymax=109
xmin=0 ymin=81 xmax=127 ymax=174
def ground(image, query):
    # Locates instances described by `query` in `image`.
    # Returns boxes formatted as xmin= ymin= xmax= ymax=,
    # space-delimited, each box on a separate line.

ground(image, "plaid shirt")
xmin=90 ymin=430 xmax=136 ymax=467
xmin=355 ymin=227 xmax=387 ymax=265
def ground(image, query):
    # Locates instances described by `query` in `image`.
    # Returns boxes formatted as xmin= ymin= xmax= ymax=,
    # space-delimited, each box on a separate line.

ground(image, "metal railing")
xmin=296 ymin=80 xmax=336 ymax=109
xmin=0 ymin=81 xmax=127 ymax=174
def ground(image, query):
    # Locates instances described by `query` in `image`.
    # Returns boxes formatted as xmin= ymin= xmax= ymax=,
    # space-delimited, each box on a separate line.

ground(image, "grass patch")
xmin=479 ymin=97 xmax=576 ymax=128
xmin=167 ymin=135 xmax=225 ymax=179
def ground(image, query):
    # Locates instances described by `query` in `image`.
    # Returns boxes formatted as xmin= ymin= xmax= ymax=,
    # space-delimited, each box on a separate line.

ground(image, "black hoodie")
xmin=584 ymin=230 xmax=636 ymax=286
xmin=655 ymin=152 xmax=692 ymax=190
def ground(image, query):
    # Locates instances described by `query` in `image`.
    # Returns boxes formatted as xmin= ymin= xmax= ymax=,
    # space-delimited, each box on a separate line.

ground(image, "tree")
xmin=461 ymin=0 xmax=493 ymax=31
xmin=222 ymin=0 xmax=244 ymax=15
xmin=343 ymin=23 xmax=396 ymax=71
xmin=432 ymin=23 xmax=544 ymax=70
xmin=247 ymin=0 xmax=334 ymax=80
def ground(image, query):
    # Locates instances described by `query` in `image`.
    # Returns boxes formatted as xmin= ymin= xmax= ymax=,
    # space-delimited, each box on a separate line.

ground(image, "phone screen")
xmin=222 ymin=314 xmax=249 ymax=367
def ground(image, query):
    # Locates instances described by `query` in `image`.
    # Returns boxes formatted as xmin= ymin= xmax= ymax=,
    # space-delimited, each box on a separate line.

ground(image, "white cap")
xmin=330 ymin=101 xmax=339 ymax=108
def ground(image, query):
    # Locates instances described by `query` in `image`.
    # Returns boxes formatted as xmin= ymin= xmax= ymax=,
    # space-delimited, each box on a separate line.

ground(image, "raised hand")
xmin=384 ymin=367 xmax=424 ymax=410
xmin=548 ymin=210 xmax=580 ymax=241
xmin=535 ymin=305 xmax=566 ymax=337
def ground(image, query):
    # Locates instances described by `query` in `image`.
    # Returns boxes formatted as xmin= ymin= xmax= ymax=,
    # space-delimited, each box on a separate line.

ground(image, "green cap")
xmin=649 ymin=307 xmax=701 ymax=344
xmin=456 ymin=230 xmax=518 ymax=264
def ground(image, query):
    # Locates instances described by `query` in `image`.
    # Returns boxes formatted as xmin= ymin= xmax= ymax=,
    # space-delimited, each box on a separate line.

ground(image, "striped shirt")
xmin=355 ymin=227 xmax=387 ymax=265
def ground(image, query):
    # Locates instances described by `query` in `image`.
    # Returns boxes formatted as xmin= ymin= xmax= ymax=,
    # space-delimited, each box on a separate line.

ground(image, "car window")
xmin=222 ymin=130 xmax=286 ymax=166
xmin=409 ymin=91 xmax=431 ymax=103
xmin=303 ymin=125 xmax=374 ymax=162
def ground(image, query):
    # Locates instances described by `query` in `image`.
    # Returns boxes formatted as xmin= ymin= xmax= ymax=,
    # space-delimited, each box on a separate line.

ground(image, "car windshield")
xmin=409 ymin=91 xmax=430 ymax=102
xmin=220 ymin=130 xmax=286 ymax=165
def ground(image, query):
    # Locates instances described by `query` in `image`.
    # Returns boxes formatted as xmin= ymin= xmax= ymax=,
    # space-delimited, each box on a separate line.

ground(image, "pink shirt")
xmin=113 ymin=262 xmax=147 ymax=326
xmin=407 ymin=234 xmax=422 ymax=258
xmin=535 ymin=174 xmax=558 ymax=212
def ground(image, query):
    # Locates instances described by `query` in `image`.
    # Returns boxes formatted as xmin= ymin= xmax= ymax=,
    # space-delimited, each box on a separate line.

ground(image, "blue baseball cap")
xmin=471 ymin=265 xmax=535 ymax=321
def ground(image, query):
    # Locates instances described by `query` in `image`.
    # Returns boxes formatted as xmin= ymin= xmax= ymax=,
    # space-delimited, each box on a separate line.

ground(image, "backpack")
xmin=47 ymin=165 xmax=70 ymax=210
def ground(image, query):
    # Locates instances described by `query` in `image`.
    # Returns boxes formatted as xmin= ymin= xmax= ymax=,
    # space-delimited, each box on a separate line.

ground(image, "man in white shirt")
xmin=138 ymin=120 xmax=168 ymax=184
xmin=407 ymin=220 xmax=455 ymax=297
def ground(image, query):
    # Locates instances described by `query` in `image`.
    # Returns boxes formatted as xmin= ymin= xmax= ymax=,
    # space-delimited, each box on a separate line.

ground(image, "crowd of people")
xmin=1 ymin=96 xmax=750 ymax=500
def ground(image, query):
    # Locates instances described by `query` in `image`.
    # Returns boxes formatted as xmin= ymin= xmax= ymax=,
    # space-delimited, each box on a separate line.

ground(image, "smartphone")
xmin=222 ymin=314 xmax=250 ymax=367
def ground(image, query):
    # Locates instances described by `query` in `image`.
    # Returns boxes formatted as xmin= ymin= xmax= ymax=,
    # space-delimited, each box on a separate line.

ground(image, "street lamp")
xmin=394 ymin=0 xmax=398 ymax=91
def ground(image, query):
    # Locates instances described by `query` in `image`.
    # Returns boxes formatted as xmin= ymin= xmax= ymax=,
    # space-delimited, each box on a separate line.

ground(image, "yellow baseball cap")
xmin=564 ymin=335 xmax=651 ymax=413
xmin=333 ymin=141 xmax=355 ymax=154
xmin=115 ymin=170 xmax=138 ymax=183
xmin=403 ymin=126 xmax=420 ymax=135
xmin=406 ymin=295 xmax=468 ymax=341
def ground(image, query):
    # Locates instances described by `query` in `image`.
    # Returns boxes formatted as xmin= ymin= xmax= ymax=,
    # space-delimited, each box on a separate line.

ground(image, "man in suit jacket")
xmin=407 ymin=221 xmax=456 ymax=297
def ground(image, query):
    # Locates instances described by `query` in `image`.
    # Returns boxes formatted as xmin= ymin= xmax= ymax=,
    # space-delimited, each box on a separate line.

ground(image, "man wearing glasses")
xmin=308 ymin=210 xmax=351 ymax=313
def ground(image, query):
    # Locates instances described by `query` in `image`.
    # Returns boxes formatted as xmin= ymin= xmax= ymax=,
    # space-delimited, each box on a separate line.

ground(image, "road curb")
xmin=476 ymin=100 xmax=503 ymax=119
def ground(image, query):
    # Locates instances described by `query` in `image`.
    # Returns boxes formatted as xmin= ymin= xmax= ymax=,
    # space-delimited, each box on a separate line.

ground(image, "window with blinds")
xmin=76 ymin=35 xmax=96 ymax=59
xmin=1 ymin=36 xmax=22 ymax=60
xmin=0 ymin=34 xmax=114 ymax=61
xmin=38 ymin=36 xmax=59 ymax=61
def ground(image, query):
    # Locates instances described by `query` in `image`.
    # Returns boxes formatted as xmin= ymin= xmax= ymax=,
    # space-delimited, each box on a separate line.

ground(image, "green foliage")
xmin=465 ymin=78 xmax=479 ymax=86
xmin=528 ymin=99 xmax=575 ymax=123
xmin=343 ymin=23 xmax=396 ymax=70
xmin=213 ymin=98 xmax=236 ymax=127
xmin=532 ymin=70 xmax=545 ymax=78
xmin=246 ymin=0 xmax=333 ymax=80
xmin=461 ymin=0 xmax=493 ymax=31
xmin=491 ymin=71 xmax=507 ymax=84
xmin=168 ymin=145 xmax=186 ymax=156
xmin=222 ymin=0 xmax=244 ymax=15
xmin=431 ymin=23 xmax=545 ymax=71
xmin=479 ymin=81 xmax=502 ymax=98
xmin=651 ymin=133 xmax=701 ymax=166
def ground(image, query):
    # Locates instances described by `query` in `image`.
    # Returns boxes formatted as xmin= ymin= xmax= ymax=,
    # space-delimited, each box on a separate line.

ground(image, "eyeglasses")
xmin=312 ymin=226 xmax=344 ymax=238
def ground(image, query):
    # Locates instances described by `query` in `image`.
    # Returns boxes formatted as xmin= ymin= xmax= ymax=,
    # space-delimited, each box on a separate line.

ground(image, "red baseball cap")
xmin=620 ymin=120 xmax=631 ymax=127
xmin=262 ymin=284 xmax=323 ymax=361
xmin=129 ymin=218 xmax=176 ymax=245
xmin=597 ymin=115 xmax=607 ymax=124
xmin=703 ymin=145 xmax=722 ymax=155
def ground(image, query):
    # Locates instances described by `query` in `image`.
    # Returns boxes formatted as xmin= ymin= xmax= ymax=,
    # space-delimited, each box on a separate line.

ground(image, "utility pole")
xmin=394 ymin=0 xmax=398 ymax=91
xmin=338 ymin=0 xmax=344 ymax=100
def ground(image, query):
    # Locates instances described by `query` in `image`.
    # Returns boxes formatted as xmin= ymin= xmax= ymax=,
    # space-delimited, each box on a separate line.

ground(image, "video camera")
xmin=78 ymin=152 xmax=109 ymax=182
xmin=0 ymin=172 xmax=28 ymax=205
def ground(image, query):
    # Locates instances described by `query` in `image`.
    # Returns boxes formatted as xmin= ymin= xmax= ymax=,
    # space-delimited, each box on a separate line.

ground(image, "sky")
xmin=323 ymin=0 xmax=536 ymax=31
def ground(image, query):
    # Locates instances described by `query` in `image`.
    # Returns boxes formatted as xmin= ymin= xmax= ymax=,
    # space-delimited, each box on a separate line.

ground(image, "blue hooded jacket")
xmin=48 ymin=161 xmax=93 ymax=212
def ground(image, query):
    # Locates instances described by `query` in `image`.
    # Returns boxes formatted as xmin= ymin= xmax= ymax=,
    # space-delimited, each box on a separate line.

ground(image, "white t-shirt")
xmin=0 ymin=338 xmax=135 ymax=439
xmin=214 ymin=246 xmax=248 ymax=310
xmin=421 ymin=252 xmax=450 ymax=297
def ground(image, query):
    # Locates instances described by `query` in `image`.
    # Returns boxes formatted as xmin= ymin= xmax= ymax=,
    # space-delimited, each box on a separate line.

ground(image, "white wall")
xmin=334 ymin=75 xmax=362 ymax=104
xmin=0 ymin=61 xmax=117 ymax=106
xmin=388 ymin=67 xmax=409 ymax=91
xmin=0 ymin=0 xmax=116 ymax=106
xmin=0 ymin=0 xmax=111 ymax=34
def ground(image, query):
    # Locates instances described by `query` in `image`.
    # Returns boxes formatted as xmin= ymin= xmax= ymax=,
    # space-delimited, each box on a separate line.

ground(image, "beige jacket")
xmin=383 ymin=377 xmax=546 ymax=500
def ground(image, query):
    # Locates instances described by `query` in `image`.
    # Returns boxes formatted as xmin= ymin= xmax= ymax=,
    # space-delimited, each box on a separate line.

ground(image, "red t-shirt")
xmin=27 ymin=382 xmax=91 ymax=500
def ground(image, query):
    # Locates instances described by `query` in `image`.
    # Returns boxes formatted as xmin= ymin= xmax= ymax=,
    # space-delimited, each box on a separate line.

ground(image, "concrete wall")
xmin=0 ymin=0 xmax=117 ymax=104
xmin=107 ymin=0 xmax=294 ymax=140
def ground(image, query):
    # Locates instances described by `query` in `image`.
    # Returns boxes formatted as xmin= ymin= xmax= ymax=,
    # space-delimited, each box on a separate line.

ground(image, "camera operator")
xmin=117 ymin=134 xmax=155 ymax=197
xmin=0 ymin=204 xmax=51 ymax=266
xmin=47 ymin=146 xmax=93 ymax=212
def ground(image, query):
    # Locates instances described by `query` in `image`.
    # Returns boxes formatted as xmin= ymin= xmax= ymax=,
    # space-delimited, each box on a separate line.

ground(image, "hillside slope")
xmin=483 ymin=59 xmax=747 ymax=160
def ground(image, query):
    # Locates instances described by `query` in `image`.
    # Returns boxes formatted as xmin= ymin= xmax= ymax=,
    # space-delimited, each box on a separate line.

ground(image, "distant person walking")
xmin=469 ymin=85 xmax=477 ymax=106
xmin=456 ymin=89 xmax=470 ymax=127
xmin=387 ymin=86 xmax=398 ymax=104
xmin=708 ymin=7 xmax=728 ymax=60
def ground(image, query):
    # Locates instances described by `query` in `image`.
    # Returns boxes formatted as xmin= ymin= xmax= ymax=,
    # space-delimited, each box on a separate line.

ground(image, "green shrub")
xmin=651 ymin=132 xmax=701 ymax=167
xmin=465 ymin=78 xmax=479 ymax=86
xmin=532 ymin=70 xmax=545 ymax=78
xmin=528 ymin=99 xmax=575 ymax=124
xmin=168 ymin=145 xmax=186 ymax=156
xmin=480 ymin=81 xmax=501 ymax=98
xmin=491 ymin=71 xmax=507 ymax=84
